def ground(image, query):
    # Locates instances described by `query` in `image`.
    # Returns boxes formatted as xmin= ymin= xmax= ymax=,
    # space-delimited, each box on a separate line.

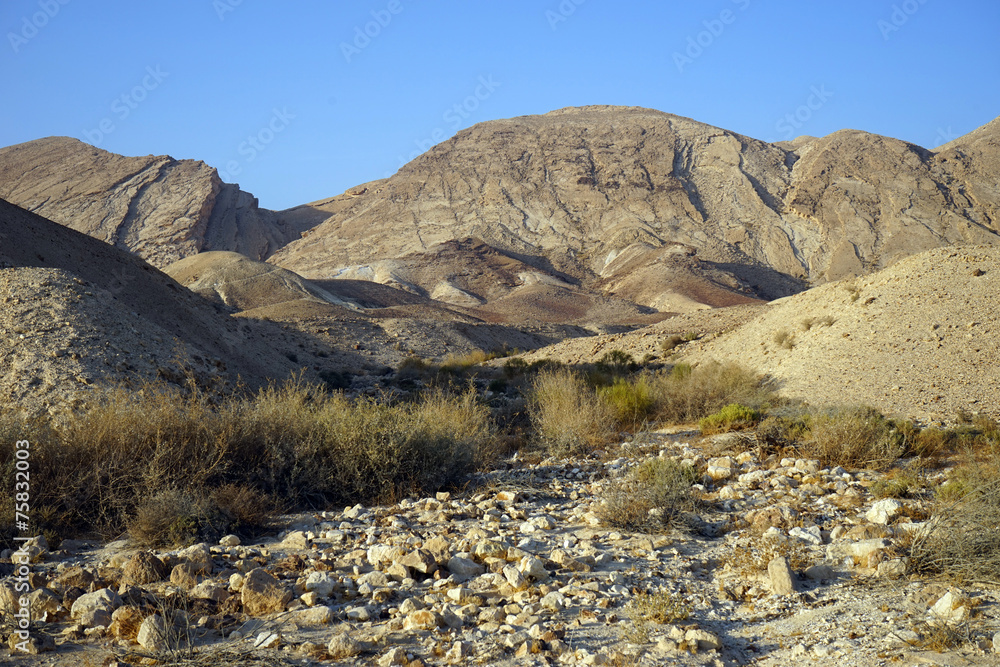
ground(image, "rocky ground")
xmin=3 ymin=428 xmax=999 ymax=666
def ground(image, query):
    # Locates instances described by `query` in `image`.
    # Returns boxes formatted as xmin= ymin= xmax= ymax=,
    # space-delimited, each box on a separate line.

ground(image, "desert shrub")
xmin=755 ymin=414 xmax=811 ymax=453
xmin=911 ymin=473 xmax=1000 ymax=583
xmin=649 ymin=361 xmax=773 ymax=425
xmin=439 ymin=349 xmax=501 ymax=375
xmin=597 ymin=377 xmax=655 ymax=429
xmin=683 ymin=332 xmax=699 ymax=342
xmin=596 ymin=350 xmax=637 ymax=375
xmin=699 ymin=403 xmax=762 ymax=435
xmin=0 ymin=380 xmax=492 ymax=541
xmin=660 ymin=334 xmax=684 ymax=354
xmin=529 ymin=368 xmax=614 ymax=455
xmin=719 ymin=535 xmax=812 ymax=579
xmin=503 ymin=357 xmax=529 ymax=378
xmin=599 ymin=458 xmax=698 ymax=532
xmin=622 ymin=590 xmax=691 ymax=643
xmin=801 ymin=405 xmax=904 ymax=470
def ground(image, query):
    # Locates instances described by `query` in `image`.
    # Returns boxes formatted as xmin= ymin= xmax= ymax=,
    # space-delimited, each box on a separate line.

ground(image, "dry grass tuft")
xmin=529 ymin=368 xmax=614 ymax=455
xmin=622 ymin=590 xmax=691 ymax=643
xmin=911 ymin=471 xmax=1000 ymax=583
xmin=599 ymin=458 xmax=698 ymax=533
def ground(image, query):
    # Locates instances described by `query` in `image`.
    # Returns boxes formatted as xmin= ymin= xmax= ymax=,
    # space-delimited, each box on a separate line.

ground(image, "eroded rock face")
xmin=0 ymin=137 xmax=307 ymax=268
xmin=270 ymin=106 xmax=1000 ymax=300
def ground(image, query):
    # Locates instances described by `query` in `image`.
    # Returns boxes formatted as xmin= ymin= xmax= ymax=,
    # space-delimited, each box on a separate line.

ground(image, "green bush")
xmin=597 ymin=378 xmax=654 ymax=429
xmin=699 ymin=403 xmax=762 ymax=434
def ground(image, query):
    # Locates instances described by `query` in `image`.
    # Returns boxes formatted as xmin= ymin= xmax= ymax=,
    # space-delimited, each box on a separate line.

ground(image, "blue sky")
xmin=2 ymin=0 xmax=998 ymax=210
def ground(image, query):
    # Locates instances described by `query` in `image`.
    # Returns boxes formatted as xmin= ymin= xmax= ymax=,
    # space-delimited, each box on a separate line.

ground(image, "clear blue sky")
xmin=2 ymin=0 xmax=998 ymax=210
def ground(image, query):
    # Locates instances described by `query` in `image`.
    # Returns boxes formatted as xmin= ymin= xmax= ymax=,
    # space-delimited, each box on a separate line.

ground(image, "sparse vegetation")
xmin=773 ymin=328 xmax=795 ymax=349
xmin=801 ymin=315 xmax=836 ymax=330
xmin=649 ymin=361 xmax=774 ymax=425
xmin=699 ymin=403 xmax=762 ymax=435
xmin=529 ymin=368 xmax=614 ymax=455
xmin=597 ymin=377 xmax=654 ymax=429
xmin=660 ymin=334 xmax=684 ymax=354
xmin=622 ymin=590 xmax=692 ymax=643
xmin=0 ymin=380 xmax=493 ymax=544
xmin=912 ymin=470 xmax=1000 ymax=583
xmin=599 ymin=458 xmax=698 ymax=532
xmin=801 ymin=405 xmax=905 ymax=470
xmin=596 ymin=349 xmax=637 ymax=375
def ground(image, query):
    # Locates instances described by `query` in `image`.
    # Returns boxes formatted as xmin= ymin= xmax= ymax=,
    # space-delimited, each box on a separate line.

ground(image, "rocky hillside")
xmin=514 ymin=245 xmax=1000 ymax=424
xmin=270 ymin=106 xmax=1000 ymax=306
xmin=0 ymin=198 xmax=375 ymax=416
xmin=0 ymin=138 xmax=308 ymax=268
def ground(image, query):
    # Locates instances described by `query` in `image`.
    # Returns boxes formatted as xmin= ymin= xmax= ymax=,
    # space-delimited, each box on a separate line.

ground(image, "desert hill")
xmin=0 ymin=137 xmax=308 ymax=268
xmin=514 ymin=245 xmax=1000 ymax=423
xmin=0 ymin=198 xmax=378 ymax=415
xmin=4 ymin=108 xmax=999 ymax=325
xmin=270 ymin=106 xmax=1000 ymax=309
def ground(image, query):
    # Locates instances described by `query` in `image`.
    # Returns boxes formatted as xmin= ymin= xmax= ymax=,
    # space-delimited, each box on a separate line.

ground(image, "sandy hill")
xmin=517 ymin=245 xmax=1000 ymax=423
xmin=0 ymin=198 xmax=376 ymax=415
xmin=680 ymin=245 xmax=1000 ymax=423
xmin=0 ymin=137 xmax=309 ymax=268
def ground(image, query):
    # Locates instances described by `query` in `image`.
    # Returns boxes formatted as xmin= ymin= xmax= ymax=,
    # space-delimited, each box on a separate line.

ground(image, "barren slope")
xmin=682 ymin=245 xmax=1000 ymax=422
xmin=0 ymin=199 xmax=372 ymax=415
xmin=271 ymin=106 xmax=1000 ymax=308
xmin=0 ymin=137 xmax=306 ymax=267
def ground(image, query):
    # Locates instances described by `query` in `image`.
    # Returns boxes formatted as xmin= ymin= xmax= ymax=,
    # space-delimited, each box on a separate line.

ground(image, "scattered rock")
xmin=241 ymin=568 xmax=292 ymax=616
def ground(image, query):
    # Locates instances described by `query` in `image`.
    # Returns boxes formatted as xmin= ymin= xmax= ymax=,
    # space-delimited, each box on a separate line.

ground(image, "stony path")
xmin=3 ymin=429 xmax=1000 ymax=666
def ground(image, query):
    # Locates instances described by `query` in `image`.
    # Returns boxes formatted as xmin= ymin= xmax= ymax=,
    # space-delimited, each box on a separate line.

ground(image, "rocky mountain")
xmin=269 ymin=106 xmax=1000 ymax=310
xmin=0 ymin=137 xmax=309 ymax=268
xmin=2 ymin=106 xmax=999 ymax=335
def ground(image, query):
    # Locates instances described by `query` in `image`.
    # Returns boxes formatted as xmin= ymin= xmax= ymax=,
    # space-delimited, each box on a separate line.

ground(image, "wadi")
xmin=1 ymin=106 xmax=1000 ymax=666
